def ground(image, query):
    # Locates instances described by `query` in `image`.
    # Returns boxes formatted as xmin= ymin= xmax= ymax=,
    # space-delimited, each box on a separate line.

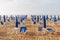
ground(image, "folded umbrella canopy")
xmin=31 ymin=15 xmax=37 ymax=24
xmin=42 ymin=15 xmax=46 ymax=28
xmin=50 ymin=15 xmax=52 ymax=20
xmin=15 ymin=16 xmax=20 ymax=28
xmin=20 ymin=15 xmax=27 ymax=23
xmin=53 ymin=15 xmax=57 ymax=24
xmin=3 ymin=15 xmax=6 ymax=22
xmin=45 ymin=15 xmax=49 ymax=20
xmin=3 ymin=15 xmax=8 ymax=23
xmin=10 ymin=15 xmax=16 ymax=21
xmin=58 ymin=15 xmax=60 ymax=20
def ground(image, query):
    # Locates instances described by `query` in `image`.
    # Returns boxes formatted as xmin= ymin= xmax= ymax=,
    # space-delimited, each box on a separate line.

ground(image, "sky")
xmin=0 ymin=0 xmax=60 ymax=16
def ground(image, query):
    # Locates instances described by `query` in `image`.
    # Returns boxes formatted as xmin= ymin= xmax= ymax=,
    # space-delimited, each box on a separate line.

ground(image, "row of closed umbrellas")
xmin=0 ymin=15 xmax=60 ymax=32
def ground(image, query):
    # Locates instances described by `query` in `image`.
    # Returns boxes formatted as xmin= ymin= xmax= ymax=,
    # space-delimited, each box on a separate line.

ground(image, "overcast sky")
xmin=0 ymin=0 xmax=60 ymax=16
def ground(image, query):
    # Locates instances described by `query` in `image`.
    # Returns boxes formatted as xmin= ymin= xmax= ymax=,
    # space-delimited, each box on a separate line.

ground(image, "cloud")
xmin=0 ymin=0 xmax=60 ymax=15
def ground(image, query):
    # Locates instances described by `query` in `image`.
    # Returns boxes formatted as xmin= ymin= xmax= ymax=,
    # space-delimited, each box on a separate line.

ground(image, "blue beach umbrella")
xmin=3 ymin=15 xmax=6 ymax=22
xmin=45 ymin=15 xmax=49 ymax=20
xmin=50 ymin=15 xmax=52 ymax=20
xmin=53 ymin=15 xmax=57 ymax=24
xmin=31 ymin=15 xmax=37 ymax=24
xmin=42 ymin=15 xmax=46 ymax=28
xmin=3 ymin=15 xmax=8 ymax=22
xmin=19 ymin=15 xmax=27 ymax=23
xmin=15 ymin=16 xmax=20 ymax=28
